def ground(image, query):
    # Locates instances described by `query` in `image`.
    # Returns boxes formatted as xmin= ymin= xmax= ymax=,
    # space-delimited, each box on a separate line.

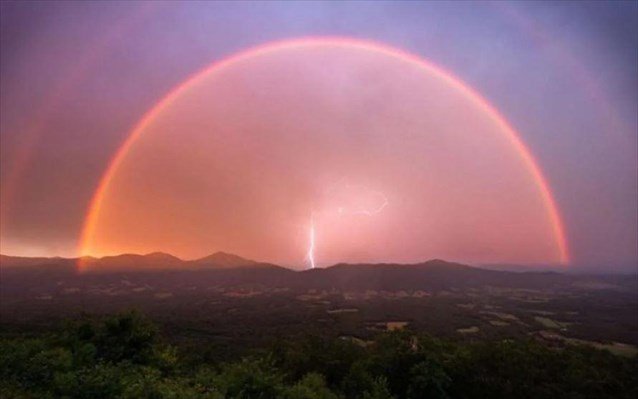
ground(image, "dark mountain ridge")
xmin=1 ymin=253 xmax=635 ymax=293
xmin=0 ymin=251 xmax=278 ymax=272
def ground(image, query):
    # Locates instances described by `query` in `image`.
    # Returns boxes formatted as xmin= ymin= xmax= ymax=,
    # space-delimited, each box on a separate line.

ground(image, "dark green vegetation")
xmin=1 ymin=311 xmax=636 ymax=399
xmin=1 ymin=255 xmax=637 ymax=397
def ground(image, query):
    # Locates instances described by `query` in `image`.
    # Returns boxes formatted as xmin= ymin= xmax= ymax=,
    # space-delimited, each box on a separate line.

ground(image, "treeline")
xmin=1 ymin=311 xmax=636 ymax=399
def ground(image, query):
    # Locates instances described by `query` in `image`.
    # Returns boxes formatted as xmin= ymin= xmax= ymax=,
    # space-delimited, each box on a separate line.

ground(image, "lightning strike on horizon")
xmin=306 ymin=215 xmax=316 ymax=269
xmin=306 ymin=183 xmax=389 ymax=269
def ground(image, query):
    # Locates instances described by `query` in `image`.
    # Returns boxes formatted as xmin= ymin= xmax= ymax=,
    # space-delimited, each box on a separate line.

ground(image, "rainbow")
xmin=79 ymin=37 xmax=570 ymax=264
xmin=0 ymin=3 xmax=157 ymax=238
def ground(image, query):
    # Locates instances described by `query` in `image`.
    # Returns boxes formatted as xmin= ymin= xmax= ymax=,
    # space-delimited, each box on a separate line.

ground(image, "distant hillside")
xmin=304 ymin=260 xmax=558 ymax=291
xmin=81 ymin=252 xmax=183 ymax=271
xmin=0 ymin=251 xmax=283 ymax=272
xmin=1 ymin=254 xmax=635 ymax=293
xmin=189 ymin=251 xmax=258 ymax=269
xmin=0 ymin=254 xmax=64 ymax=267
xmin=0 ymin=254 xmax=76 ymax=272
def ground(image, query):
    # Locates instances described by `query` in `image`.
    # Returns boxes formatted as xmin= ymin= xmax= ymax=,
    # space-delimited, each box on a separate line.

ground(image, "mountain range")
xmin=1 ymin=252 xmax=635 ymax=293
xmin=0 ymin=251 xmax=271 ymax=272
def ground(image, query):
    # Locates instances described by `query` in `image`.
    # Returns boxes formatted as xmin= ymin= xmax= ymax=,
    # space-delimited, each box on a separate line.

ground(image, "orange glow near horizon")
xmin=79 ymin=37 xmax=569 ymax=268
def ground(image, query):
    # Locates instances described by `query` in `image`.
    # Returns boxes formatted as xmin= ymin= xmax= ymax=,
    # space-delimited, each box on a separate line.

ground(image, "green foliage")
xmin=283 ymin=373 xmax=339 ymax=399
xmin=361 ymin=377 xmax=394 ymax=399
xmin=54 ymin=363 xmax=124 ymax=399
xmin=406 ymin=359 xmax=450 ymax=399
xmin=1 ymin=312 xmax=636 ymax=399
xmin=68 ymin=311 xmax=160 ymax=364
xmin=446 ymin=339 xmax=638 ymax=399
xmin=215 ymin=357 xmax=284 ymax=399
xmin=273 ymin=335 xmax=364 ymax=386
xmin=340 ymin=362 xmax=395 ymax=399
xmin=341 ymin=361 xmax=376 ymax=398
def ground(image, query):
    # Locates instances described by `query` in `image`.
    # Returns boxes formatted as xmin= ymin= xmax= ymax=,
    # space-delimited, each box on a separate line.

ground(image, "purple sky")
xmin=0 ymin=1 xmax=636 ymax=270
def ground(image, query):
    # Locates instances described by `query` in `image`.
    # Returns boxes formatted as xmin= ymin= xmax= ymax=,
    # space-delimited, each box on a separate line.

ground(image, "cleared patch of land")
xmin=535 ymin=316 xmax=570 ymax=330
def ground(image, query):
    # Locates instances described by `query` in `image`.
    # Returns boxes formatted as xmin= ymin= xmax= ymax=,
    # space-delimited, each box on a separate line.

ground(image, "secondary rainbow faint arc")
xmin=79 ymin=37 xmax=570 ymax=265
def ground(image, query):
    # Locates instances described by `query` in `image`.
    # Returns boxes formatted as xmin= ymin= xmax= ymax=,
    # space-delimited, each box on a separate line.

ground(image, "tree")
xmin=406 ymin=359 xmax=450 ymax=399
xmin=93 ymin=311 xmax=159 ymax=364
xmin=215 ymin=357 xmax=285 ymax=399
xmin=284 ymin=373 xmax=339 ymax=399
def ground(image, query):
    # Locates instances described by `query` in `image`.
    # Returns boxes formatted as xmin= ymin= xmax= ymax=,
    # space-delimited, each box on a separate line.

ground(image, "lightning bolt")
xmin=305 ymin=181 xmax=389 ymax=269
xmin=306 ymin=214 xmax=316 ymax=269
xmin=350 ymin=191 xmax=388 ymax=216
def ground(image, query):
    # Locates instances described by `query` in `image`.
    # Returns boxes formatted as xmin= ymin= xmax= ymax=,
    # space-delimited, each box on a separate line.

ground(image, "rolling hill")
xmin=1 ymin=252 xmax=635 ymax=293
